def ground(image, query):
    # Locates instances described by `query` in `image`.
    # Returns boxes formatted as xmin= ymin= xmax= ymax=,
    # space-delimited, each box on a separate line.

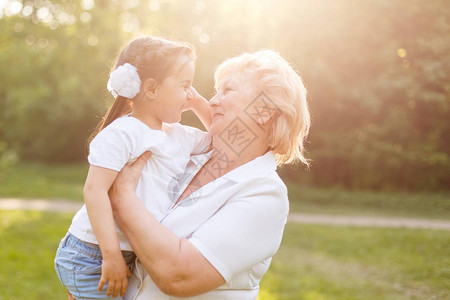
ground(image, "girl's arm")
xmin=83 ymin=166 xmax=131 ymax=298
xmin=109 ymin=153 xmax=225 ymax=297
xmin=187 ymin=87 xmax=212 ymax=130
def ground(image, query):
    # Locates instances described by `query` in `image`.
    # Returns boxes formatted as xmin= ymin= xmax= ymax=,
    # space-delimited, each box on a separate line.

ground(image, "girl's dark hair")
xmin=88 ymin=36 xmax=195 ymax=146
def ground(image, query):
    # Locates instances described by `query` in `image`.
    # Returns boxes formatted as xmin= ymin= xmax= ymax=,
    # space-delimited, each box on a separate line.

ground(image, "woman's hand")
xmin=109 ymin=151 xmax=151 ymax=200
xmin=109 ymin=151 xmax=151 ymax=216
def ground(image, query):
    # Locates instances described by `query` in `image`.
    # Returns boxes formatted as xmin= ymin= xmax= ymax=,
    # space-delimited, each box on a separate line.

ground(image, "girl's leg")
xmin=68 ymin=290 xmax=76 ymax=300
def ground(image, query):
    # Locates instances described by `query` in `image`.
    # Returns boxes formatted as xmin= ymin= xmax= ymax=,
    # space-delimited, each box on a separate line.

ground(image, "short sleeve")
xmin=188 ymin=181 xmax=289 ymax=282
xmin=177 ymin=124 xmax=211 ymax=154
xmin=88 ymin=126 xmax=133 ymax=171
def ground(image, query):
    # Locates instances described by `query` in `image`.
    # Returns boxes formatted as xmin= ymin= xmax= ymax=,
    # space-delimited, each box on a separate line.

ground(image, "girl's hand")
xmin=182 ymin=87 xmax=205 ymax=112
xmin=98 ymin=255 xmax=132 ymax=297
xmin=183 ymin=87 xmax=212 ymax=130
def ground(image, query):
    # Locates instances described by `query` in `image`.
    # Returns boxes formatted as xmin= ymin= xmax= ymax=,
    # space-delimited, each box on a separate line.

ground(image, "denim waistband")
xmin=63 ymin=233 xmax=135 ymax=261
xmin=63 ymin=233 xmax=104 ymax=260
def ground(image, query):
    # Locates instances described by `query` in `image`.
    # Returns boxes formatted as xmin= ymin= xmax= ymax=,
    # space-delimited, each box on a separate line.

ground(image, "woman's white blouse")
xmin=126 ymin=151 xmax=289 ymax=299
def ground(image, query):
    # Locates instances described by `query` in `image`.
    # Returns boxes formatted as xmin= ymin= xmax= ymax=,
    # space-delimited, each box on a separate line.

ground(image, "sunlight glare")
xmin=193 ymin=1 xmax=205 ymax=14
xmin=49 ymin=20 xmax=58 ymax=30
xmin=4 ymin=0 xmax=22 ymax=16
xmin=192 ymin=24 xmax=202 ymax=35
xmin=22 ymin=4 xmax=32 ymax=17
xmin=0 ymin=0 xmax=8 ymax=10
xmin=199 ymin=33 xmax=210 ymax=44
xmin=81 ymin=0 xmax=95 ymax=10
xmin=57 ymin=11 xmax=69 ymax=24
xmin=88 ymin=35 xmax=99 ymax=47
xmin=149 ymin=0 xmax=160 ymax=11
xmin=397 ymin=48 xmax=407 ymax=58
xmin=36 ymin=6 xmax=52 ymax=23
xmin=80 ymin=11 xmax=92 ymax=23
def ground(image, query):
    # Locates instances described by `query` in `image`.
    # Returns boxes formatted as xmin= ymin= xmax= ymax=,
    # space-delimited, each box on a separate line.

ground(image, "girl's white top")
xmin=68 ymin=116 xmax=211 ymax=251
xmin=125 ymin=151 xmax=289 ymax=299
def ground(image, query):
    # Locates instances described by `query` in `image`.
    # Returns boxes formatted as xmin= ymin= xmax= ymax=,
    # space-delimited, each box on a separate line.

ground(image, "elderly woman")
xmin=108 ymin=50 xmax=310 ymax=299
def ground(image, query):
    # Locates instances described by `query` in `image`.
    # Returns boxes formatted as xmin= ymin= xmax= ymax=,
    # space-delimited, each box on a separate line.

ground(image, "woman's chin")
xmin=170 ymin=113 xmax=182 ymax=124
xmin=208 ymin=123 xmax=221 ymax=137
xmin=164 ymin=117 xmax=181 ymax=124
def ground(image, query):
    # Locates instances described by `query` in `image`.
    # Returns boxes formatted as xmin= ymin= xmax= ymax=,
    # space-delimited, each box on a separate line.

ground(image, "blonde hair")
xmin=214 ymin=50 xmax=311 ymax=166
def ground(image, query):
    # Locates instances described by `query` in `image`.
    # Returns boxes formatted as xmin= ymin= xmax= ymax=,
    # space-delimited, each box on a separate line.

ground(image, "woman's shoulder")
xmin=242 ymin=173 xmax=288 ymax=201
xmin=224 ymin=153 xmax=289 ymax=210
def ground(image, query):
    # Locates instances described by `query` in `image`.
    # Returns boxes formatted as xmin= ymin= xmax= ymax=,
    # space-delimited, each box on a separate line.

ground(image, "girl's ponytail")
xmin=87 ymin=96 xmax=132 ymax=147
xmin=101 ymin=96 xmax=133 ymax=130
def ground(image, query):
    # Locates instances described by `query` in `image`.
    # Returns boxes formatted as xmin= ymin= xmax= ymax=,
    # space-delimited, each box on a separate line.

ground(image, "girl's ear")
xmin=143 ymin=78 xmax=158 ymax=99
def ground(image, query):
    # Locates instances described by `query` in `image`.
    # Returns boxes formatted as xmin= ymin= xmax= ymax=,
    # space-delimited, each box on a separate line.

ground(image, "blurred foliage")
xmin=0 ymin=0 xmax=449 ymax=190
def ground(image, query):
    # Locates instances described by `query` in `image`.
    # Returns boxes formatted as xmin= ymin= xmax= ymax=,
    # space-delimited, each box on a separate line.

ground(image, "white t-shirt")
xmin=68 ymin=116 xmax=211 ymax=251
xmin=125 ymin=151 xmax=289 ymax=299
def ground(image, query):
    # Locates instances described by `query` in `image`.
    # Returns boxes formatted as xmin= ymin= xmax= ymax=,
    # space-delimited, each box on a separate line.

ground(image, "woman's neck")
xmin=206 ymin=137 xmax=270 ymax=179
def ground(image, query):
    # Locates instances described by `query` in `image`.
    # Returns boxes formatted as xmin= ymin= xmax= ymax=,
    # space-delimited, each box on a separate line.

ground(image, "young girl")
xmin=54 ymin=36 xmax=212 ymax=299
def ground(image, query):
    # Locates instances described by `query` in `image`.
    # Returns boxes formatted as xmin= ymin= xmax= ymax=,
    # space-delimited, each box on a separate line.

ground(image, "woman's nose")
xmin=209 ymin=94 xmax=220 ymax=107
xmin=186 ymin=89 xmax=193 ymax=100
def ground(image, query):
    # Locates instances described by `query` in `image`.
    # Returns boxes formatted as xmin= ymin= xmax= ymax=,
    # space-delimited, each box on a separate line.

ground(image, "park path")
xmin=1 ymin=198 xmax=450 ymax=230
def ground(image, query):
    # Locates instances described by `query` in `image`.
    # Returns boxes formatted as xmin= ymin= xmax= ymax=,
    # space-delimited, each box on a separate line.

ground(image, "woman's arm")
xmin=84 ymin=166 xmax=131 ymax=297
xmin=109 ymin=153 xmax=225 ymax=297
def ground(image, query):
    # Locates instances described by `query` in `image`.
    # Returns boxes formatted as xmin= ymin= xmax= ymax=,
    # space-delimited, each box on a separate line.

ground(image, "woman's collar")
xmin=220 ymin=151 xmax=276 ymax=182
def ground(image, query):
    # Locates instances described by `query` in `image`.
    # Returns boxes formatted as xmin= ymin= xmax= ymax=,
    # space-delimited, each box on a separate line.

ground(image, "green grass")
xmin=0 ymin=210 xmax=71 ymax=300
xmin=0 ymin=162 xmax=88 ymax=201
xmin=0 ymin=211 xmax=448 ymax=300
xmin=287 ymin=183 xmax=450 ymax=220
xmin=258 ymin=223 xmax=450 ymax=300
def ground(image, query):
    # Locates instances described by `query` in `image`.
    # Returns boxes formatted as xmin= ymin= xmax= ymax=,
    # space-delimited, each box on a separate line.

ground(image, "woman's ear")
xmin=256 ymin=113 xmax=272 ymax=126
xmin=142 ymin=78 xmax=159 ymax=99
xmin=255 ymin=107 xmax=280 ymax=127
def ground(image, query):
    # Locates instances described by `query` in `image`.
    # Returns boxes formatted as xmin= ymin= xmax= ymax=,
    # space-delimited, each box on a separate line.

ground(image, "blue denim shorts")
xmin=54 ymin=233 xmax=136 ymax=300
